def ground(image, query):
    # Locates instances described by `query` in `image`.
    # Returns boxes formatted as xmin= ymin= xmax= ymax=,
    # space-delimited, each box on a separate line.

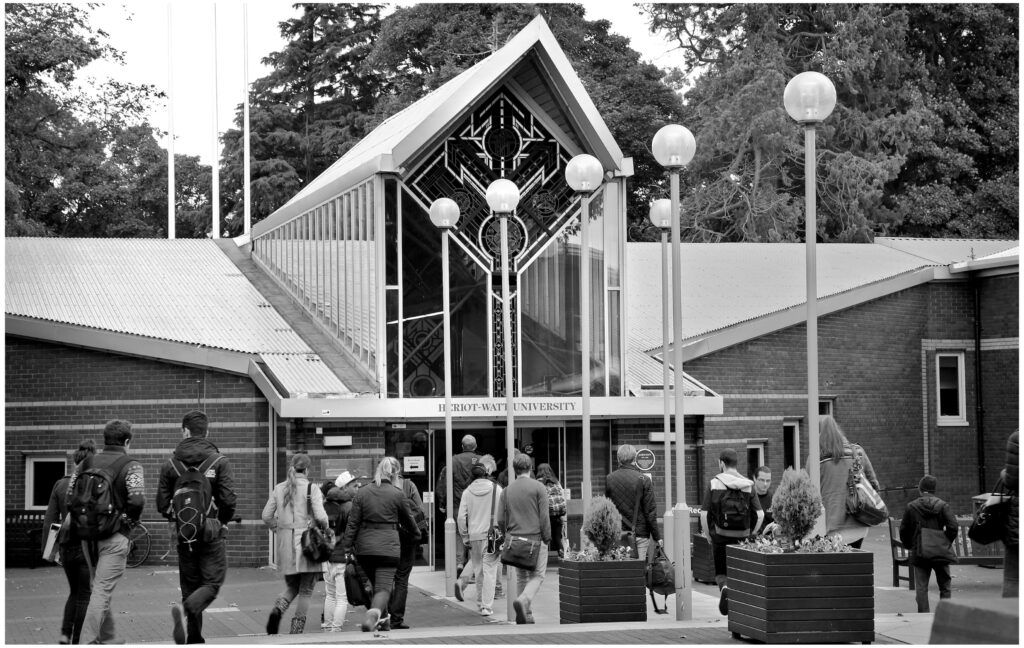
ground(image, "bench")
xmin=888 ymin=516 xmax=1004 ymax=589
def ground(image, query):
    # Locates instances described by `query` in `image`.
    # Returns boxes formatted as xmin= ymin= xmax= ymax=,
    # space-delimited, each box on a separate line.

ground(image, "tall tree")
xmin=644 ymin=3 xmax=1017 ymax=242
xmin=220 ymin=3 xmax=384 ymax=234
xmin=5 ymin=3 xmax=211 ymax=238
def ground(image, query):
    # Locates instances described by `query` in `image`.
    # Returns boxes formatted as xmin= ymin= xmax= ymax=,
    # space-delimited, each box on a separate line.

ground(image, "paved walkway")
xmin=4 ymin=531 xmax=1004 ymax=645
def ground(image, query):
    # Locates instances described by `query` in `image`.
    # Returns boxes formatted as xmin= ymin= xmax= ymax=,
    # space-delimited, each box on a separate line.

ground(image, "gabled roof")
xmin=252 ymin=15 xmax=624 ymax=238
xmin=624 ymin=239 xmax=1019 ymax=366
xmin=5 ymin=237 xmax=353 ymax=398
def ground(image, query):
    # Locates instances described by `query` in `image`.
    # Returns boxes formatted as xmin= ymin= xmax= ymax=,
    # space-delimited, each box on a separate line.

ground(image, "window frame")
xmin=25 ymin=455 xmax=67 ymax=510
xmin=936 ymin=351 xmax=968 ymax=426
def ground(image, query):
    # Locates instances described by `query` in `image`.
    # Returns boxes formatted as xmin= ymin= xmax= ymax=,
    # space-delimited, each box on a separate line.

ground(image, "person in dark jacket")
xmin=321 ymin=470 xmax=355 ymax=631
xmin=389 ymin=464 xmax=426 ymax=629
xmin=156 ymin=410 xmax=237 ymax=644
xmin=44 ymin=439 xmax=96 ymax=644
xmin=66 ymin=419 xmax=146 ymax=645
xmin=999 ymin=430 xmax=1018 ymax=598
xmin=605 ymin=444 xmax=662 ymax=559
xmin=436 ymin=435 xmax=480 ymax=574
xmin=343 ymin=457 xmax=420 ymax=632
xmin=899 ymin=475 xmax=958 ymax=613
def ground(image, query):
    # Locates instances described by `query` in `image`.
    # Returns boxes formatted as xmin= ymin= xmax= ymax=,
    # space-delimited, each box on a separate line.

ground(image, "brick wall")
xmin=5 ymin=336 xmax=272 ymax=567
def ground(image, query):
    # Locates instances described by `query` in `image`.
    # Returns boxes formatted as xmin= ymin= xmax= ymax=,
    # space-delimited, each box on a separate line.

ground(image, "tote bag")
xmin=845 ymin=452 xmax=888 ymax=526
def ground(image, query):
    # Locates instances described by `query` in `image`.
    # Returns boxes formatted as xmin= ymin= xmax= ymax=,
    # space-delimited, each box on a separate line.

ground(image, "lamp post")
xmin=429 ymin=197 xmax=461 ymax=597
xmin=783 ymin=71 xmax=836 ymax=488
xmin=648 ymin=198 xmax=674 ymax=559
xmin=652 ymin=124 xmax=696 ymax=621
xmin=484 ymin=178 xmax=521 ymax=620
xmin=565 ymin=154 xmax=604 ymax=528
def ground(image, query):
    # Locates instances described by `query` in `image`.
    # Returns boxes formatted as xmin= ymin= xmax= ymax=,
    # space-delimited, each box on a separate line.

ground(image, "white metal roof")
xmin=874 ymin=237 xmax=1016 ymax=263
xmin=5 ymin=237 xmax=352 ymax=398
xmin=253 ymin=15 xmax=625 ymax=238
xmin=624 ymin=239 xmax=1019 ymax=360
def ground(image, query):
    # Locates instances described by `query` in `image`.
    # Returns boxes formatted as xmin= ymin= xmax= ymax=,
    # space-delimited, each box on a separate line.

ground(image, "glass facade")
xmin=251 ymin=179 xmax=378 ymax=375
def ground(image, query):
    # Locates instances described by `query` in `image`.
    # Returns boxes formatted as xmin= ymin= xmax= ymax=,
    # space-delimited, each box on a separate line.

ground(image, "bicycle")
xmin=126 ymin=521 xmax=151 ymax=568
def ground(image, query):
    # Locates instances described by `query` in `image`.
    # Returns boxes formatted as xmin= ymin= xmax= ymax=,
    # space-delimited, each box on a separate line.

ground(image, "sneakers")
xmin=718 ymin=586 xmax=729 ymax=616
xmin=266 ymin=607 xmax=282 ymax=635
xmin=58 ymin=635 xmax=71 ymax=645
xmin=376 ymin=614 xmax=391 ymax=632
xmin=512 ymin=599 xmax=527 ymax=624
xmin=170 ymin=603 xmax=186 ymax=644
xmin=361 ymin=608 xmax=381 ymax=632
xmin=480 ymin=606 xmax=493 ymax=616
xmin=453 ymin=581 xmax=464 ymax=601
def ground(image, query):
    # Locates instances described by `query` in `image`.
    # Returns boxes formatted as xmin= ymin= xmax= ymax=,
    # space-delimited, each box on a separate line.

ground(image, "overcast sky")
xmin=83 ymin=2 xmax=680 ymax=165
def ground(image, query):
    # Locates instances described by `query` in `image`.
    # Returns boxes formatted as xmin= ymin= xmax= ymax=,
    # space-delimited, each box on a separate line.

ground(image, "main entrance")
xmin=384 ymin=420 xmax=605 ymax=569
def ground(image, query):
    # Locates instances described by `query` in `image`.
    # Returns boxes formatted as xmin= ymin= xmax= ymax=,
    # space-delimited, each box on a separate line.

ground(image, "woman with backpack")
xmin=261 ymin=453 xmax=329 ymax=635
xmin=341 ymin=456 xmax=421 ymax=632
xmin=818 ymin=415 xmax=882 ymax=549
xmin=535 ymin=463 xmax=568 ymax=557
xmin=43 ymin=439 xmax=96 ymax=644
xmin=320 ymin=470 xmax=356 ymax=632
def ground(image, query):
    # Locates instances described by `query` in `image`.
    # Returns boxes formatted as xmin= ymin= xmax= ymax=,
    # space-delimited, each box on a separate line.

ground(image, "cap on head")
xmin=919 ymin=474 xmax=937 ymax=493
xmin=335 ymin=470 xmax=355 ymax=489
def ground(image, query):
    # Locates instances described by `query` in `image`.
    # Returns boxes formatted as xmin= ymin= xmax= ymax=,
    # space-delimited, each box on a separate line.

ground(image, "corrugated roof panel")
xmin=260 ymin=354 xmax=352 ymax=398
xmin=5 ymin=238 xmax=312 ymax=354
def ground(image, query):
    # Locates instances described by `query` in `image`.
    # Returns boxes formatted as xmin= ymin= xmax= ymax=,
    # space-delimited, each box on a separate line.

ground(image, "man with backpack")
xmin=899 ymin=475 xmax=958 ymax=613
xmin=65 ymin=419 xmax=146 ymax=645
xmin=156 ymin=410 xmax=237 ymax=644
xmin=700 ymin=448 xmax=763 ymax=616
xmin=436 ymin=435 xmax=481 ymax=575
xmin=606 ymin=444 xmax=662 ymax=560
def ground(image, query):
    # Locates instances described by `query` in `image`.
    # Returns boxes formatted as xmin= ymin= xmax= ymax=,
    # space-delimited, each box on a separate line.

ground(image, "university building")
xmin=5 ymin=17 xmax=1018 ymax=567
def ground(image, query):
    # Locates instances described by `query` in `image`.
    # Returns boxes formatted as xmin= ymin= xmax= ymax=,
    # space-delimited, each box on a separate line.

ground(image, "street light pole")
xmin=429 ymin=198 xmax=461 ymax=598
xmin=652 ymin=124 xmax=696 ymax=621
xmin=784 ymin=71 xmax=837 ymax=488
xmin=485 ymin=179 xmax=522 ymax=621
xmin=565 ymin=154 xmax=605 ymax=528
xmin=649 ymin=199 xmax=674 ymax=559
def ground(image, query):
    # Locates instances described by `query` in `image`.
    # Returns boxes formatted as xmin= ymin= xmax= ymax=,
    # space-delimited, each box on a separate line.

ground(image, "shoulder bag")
xmin=499 ymin=489 xmax=540 ymax=570
xmin=485 ymin=485 xmax=503 ymax=554
xmin=969 ymin=478 xmax=1010 ymax=545
xmin=916 ymin=527 xmax=958 ymax=564
xmin=300 ymin=483 xmax=335 ymax=563
xmin=845 ymin=449 xmax=888 ymax=526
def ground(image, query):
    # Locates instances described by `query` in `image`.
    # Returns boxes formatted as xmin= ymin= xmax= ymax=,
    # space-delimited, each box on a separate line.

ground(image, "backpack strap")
xmin=489 ymin=485 xmax=497 ymax=527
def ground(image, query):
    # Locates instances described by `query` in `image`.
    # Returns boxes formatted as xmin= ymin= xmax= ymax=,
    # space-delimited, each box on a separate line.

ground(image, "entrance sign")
xmin=403 ymin=456 xmax=425 ymax=473
xmin=635 ymin=448 xmax=656 ymax=471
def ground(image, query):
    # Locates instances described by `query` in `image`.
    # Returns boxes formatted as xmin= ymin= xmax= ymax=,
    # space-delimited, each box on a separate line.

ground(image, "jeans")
xmin=1003 ymin=543 xmax=1018 ymax=598
xmin=60 ymin=542 xmax=91 ymax=644
xmin=635 ymin=536 xmax=651 ymax=561
xmin=357 ymin=555 xmax=398 ymax=614
xmin=460 ymin=539 xmax=499 ymax=609
xmin=913 ymin=561 xmax=952 ymax=613
xmin=514 ymin=541 xmax=549 ymax=622
xmin=549 ymin=516 xmax=563 ymax=551
xmin=388 ymin=542 xmax=415 ymax=623
xmin=276 ymin=573 xmax=317 ymax=619
xmin=711 ymin=534 xmax=744 ymax=588
xmin=322 ymin=562 xmax=348 ymax=629
xmin=177 ymin=536 xmax=227 ymax=643
xmin=80 ymin=533 xmax=130 ymax=644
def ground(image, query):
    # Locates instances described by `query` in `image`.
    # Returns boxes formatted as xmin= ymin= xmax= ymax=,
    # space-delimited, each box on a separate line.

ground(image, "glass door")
xmin=385 ymin=427 xmax=435 ymax=568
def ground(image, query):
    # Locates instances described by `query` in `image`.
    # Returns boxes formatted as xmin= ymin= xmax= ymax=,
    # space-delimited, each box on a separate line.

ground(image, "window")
xmin=26 ymin=457 xmax=67 ymax=510
xmin=936 ymin=352 xmax=967 ymax=426
xmin=747 ymin=442 xmax=765 ymax=478
xmin=819 ymin=399 xmax=834 ymax=417
xmin=783 ymin=421 xmax=800 ymax=471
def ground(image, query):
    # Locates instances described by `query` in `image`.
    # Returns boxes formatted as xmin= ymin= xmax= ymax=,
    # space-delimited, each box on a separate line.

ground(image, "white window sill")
xmin=937 ymin=418 xmax=969 ymax=427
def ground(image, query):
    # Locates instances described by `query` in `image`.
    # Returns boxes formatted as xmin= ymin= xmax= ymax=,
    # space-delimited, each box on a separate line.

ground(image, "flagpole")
xmin=242 ymin=2 xmax=251 ymax=236
xmin=210 ymin=2 xmax=220 ymax=239
xmin=166 ymin=2 xmax=175 ymax=239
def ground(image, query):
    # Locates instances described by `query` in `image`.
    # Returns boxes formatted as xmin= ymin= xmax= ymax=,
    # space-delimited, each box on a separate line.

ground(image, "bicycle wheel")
xmin=127 ymin=523 xmax=151 ymax=567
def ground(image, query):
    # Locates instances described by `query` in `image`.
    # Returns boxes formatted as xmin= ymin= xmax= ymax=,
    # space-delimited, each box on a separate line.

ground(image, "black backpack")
xmin=169 ymin=454 xmax=222 ymax=551
xmin=68 ymin=454 xmax=133 ymax=540
xmin=711 ymin=478 xmax=751 ymax=532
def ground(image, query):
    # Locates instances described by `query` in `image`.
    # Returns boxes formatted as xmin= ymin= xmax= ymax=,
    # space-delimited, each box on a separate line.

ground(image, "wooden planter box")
xmin=726 ymin=545 xmax=874 ymax=644
xmin=559 ymin=559 xmax=647 ymax=624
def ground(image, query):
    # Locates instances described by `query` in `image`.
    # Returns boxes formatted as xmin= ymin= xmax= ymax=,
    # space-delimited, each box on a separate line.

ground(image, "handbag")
xmin=645 ymin=541 xmax=675 ymax=614
xmin=485 ymin=485 xmax=503 ymax=554
xmin=300 ymin=484 xmax=335 ymax=563
xmin=344 ymin=556 xmax=373 ymax=607
xmin=916 ymin=527 xmax=957 ymax=564
xmin=500 ymin=535 xmax=541 ymax=570
xmin=969 ymin=479 xmax=1010 ymax=545
xmin=43 ymin=521 xmax=63 ymax=565
xmin=844 ymin=450 xmax=888 ymax=526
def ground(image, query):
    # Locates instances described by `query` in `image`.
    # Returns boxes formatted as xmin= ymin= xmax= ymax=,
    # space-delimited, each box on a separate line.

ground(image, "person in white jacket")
xmin=455 ymin=455 xmax=502 ymax=616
